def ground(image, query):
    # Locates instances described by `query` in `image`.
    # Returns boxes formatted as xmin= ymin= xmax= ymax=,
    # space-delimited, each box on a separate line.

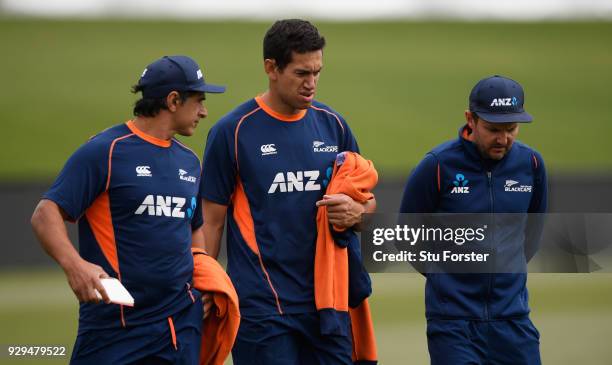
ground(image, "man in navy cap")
xmin=400 ymin=75 xmax=547 ymax=364
xmin=31 ymin=55 xmax=225 ymax=364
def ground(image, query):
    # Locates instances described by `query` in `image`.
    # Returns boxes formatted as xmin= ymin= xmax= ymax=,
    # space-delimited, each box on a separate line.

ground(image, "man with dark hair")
xmin=263 ymin=19 xmax=327 ymax=70
xmin=31 ymin=55 xmax=225 ymax=364
xmin=400 ymin=75 xmax=547 ymax=364
xmin=200 ymin=19 xmax=376 ymax=364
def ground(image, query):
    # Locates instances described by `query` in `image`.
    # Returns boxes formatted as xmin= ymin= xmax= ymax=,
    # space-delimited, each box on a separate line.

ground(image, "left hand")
xmin=316 ymin=194 xmax=365 ymax=229
xmin=203 ymin=293 xmax=214 ymax=320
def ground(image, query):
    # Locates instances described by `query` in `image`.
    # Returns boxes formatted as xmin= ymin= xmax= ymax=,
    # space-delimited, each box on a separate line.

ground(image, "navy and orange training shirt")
xmin=44 ymin=120 xmax=203 ymax=330
xmin=200 ymin=96 xmax=359 ymax=316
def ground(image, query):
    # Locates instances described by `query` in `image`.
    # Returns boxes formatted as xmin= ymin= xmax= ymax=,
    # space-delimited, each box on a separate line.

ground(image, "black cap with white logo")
xmin=137 ymin=55 xmax=226 ymax=99
xmin=469 ymin=75 xmax=532 ymax=123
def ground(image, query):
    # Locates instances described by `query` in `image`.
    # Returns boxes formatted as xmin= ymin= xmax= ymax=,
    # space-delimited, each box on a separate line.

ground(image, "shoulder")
xmin=512 ymin=140 xmax=542 ymax=156
xmin=511 ymin=140 xmax=545 ymax=169
xmin=512 ymin=140 xmax=544 ymax=161
xmin=310 ymin=100 xmax=345 ymax=120
xmin=309 ymin=100 xmax=348 ymax=130
xmin=172 ymin=138 xmax=201 ymax=165
xmin=429 ymin=138 xmax=462 ymax=160
xmin=72 ymin=123 xmax=133 ymax=161
xmin=212 ymin=99 xmax=261 ymax=133
xmin=89 ymin=122 xmax=132 ymax=143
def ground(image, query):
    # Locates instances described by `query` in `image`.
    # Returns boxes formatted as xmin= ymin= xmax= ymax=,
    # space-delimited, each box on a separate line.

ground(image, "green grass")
xmin=1 ymin=20 xmax=612 ymax=179
xmin=1 ymin=269 xmax=611 ymax=364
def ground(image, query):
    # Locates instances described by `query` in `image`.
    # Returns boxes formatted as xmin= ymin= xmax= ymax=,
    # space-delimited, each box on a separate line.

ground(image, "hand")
xmin=203 ymin=293 xmax=214 ymax=319
xmin=63 ymin=258 xmax=110 ymax=304
xmin=316 ymin=194 xmax=365 ymax=229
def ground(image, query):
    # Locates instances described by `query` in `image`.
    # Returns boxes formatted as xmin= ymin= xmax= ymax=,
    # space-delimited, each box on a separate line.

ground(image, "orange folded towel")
xmin=192 ymin=248 xmax=240 ymax=365
xmin=314 ymin=152 xmax=378 ymax=364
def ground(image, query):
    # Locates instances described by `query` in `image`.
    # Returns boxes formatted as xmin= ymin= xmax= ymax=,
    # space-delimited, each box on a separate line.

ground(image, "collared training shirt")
xmin=200 ymin=96 xmax=359 ymax=316
xmin=44 ymin=120 xmax=203 ymax=330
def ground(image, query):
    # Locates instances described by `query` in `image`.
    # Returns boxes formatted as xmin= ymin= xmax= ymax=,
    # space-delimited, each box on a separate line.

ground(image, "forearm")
xmin=203 ymin=223 xmax=224 ymax=259
xmin=31 ymin=200 xmax=110 ymax=303
xmin=202 ymin=199 xmax=228 ymax=260
xmin=191 ymin=226 xmax=206 ymax=251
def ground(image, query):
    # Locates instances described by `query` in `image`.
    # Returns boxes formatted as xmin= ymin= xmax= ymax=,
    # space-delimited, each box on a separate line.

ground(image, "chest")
xmin=108 ymin=142 xmax=200 ymax=217
xmin=236 ymin=117 xmax=344 ymax=197
xmin=438 ymin=159 xmax=535 ymax=213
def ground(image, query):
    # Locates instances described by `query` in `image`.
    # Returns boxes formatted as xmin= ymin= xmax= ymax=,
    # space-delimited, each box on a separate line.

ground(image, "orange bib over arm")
xmin=192 ymin=248 xmax=240 ymax=365
xmin=314 ymin=152 xmax=378 ymax=364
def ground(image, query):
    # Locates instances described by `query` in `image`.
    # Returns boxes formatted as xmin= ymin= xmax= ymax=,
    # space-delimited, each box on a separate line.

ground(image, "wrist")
xmin=351 ymin=200 xmax=366 ymax=225
xmin=59 ymin=254 xmax=85 ymax=275
xmin=358 ymin=200 xmax=366 ymax=214
xmin=354 ymin=198 xmax=366 ymax=214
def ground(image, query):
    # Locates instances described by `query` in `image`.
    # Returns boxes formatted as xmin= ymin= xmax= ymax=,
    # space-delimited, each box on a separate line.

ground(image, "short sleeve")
xmin=199 ymin=122 xmax=237 ymax=205
xmin=43 ymin=139 xmax=109 ymax=221
xmin=339 ymin=116 xmax=360 ymax=153
xmin=191 ymin=193 xmax=204 ymax=230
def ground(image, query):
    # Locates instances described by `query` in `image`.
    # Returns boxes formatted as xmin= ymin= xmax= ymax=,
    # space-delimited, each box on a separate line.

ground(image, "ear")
xmin=465 ymin=110 xmax=476 ymax=130
xmin=166 ymin=91 xmax=181 ymax=112
xmin=264 ymin=59 xmax=278 ymax=81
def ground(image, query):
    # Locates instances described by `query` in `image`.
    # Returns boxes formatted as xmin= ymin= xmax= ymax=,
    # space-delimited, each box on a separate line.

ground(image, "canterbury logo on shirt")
xmin=261 ymin=144 xmax=277 ymax=156
xmin=136 ymin=165 xmax=152 ymax=177
xmin=135 ymin=195 xmax=191 ymax=218
xmin=268 ymin=170 xmax=321 ymax=194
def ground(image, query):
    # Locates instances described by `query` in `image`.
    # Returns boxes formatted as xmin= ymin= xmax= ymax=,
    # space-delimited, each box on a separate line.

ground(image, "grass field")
xmin=1 ymin=19 xmax=611 ymax=364
xmin=1 ymin=269 xmax=611 ymax=364
xmin=1 ymin=20 xmax=612 ymax=179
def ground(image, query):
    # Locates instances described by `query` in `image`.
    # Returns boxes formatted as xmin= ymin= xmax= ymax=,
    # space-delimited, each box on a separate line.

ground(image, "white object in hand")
xmin=95 ymin=278 xmax=135 ymax=307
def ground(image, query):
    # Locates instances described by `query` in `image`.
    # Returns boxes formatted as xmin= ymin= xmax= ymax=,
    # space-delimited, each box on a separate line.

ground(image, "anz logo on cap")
xmin=196 ymin=69 xmax=203 ymax=79
xmin=490 ymin=97 xmax=518 ymax=107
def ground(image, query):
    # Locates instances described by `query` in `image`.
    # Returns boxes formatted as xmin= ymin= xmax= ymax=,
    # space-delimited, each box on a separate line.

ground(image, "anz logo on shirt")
xmin=268 ymin=170 xmax=321 ymax=194
xmin=451 ymin=173 xmax=470 ymax=194
xmin=134 ymin=195 xmax=197 ymax=219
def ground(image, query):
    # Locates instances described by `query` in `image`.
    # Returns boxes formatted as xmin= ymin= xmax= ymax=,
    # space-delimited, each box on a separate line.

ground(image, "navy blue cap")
xmin=137 ymin=55 xmax=225 ymax=98
xmin=469 ymin=75 xmax=532 ymax=123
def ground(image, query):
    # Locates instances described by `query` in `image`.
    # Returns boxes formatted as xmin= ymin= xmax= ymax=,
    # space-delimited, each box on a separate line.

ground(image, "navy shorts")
xmin=232 ymin=312 xmax=353 ymax=365
xmin=70 ymin=296 xmax=203 ymax=365
xmin=427 ymin=317 xmax=541 ymax=365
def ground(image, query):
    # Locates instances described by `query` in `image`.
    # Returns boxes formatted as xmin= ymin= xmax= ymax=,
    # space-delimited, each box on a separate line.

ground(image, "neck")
xmin=132 ymin=115 xmax=175 ymax=141
xmin=260 ymin=90 xmax=302 ymax=116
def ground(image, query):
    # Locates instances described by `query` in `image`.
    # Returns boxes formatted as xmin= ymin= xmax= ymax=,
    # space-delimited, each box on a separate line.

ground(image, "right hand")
xmin=63 ymin=259 xmax=111 ymax=304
